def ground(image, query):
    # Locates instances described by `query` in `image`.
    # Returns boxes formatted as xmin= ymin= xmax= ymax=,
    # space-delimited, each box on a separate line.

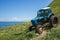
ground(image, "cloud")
xmin=0 ymin=17 xmax=33 ymax=22
xmin=11 ymin=17 xmax=32 ymax=21
xmin=12 ymin=17 xmax=20 ymax=21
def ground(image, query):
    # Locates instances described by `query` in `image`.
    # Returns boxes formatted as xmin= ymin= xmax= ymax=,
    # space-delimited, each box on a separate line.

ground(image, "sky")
xmin=0 ymin=0 xmax=53 ymax=22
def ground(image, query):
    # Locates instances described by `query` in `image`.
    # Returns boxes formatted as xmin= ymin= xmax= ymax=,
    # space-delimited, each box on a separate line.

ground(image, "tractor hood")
xmin=32 ymin=16 xmax=44 ymax=21
xmin=31 ymin=16 xmax=44 ymax=26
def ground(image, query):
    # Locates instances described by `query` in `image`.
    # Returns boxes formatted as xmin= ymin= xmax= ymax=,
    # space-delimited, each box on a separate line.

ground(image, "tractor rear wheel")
xmin=50 ymin=15 xmax=58 ymax=28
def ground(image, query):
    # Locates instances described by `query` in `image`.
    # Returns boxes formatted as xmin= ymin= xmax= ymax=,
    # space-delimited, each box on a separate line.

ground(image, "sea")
xmin=0 ymin=22 xmax=24 ymax=28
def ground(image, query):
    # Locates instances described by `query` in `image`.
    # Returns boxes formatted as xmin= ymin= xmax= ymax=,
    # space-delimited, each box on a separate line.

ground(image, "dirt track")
xmin=57 ymin=24 xmax=60 ymax=28
xmin=30 ymin=30 xmax=47 ymax=40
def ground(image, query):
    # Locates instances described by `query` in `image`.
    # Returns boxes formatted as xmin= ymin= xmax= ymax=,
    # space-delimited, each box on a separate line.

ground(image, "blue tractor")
xmin=29 ymin=7 xmax=58 ymax=34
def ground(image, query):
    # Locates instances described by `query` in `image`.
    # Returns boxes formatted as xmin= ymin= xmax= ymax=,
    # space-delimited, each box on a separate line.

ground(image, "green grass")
xmin=48 ymin=0 xmax=60 ymax=23
xmin=0 ymin=22 xmax=35 ymax=40
xmin=39 ymin=28 xmax=60 ymax=40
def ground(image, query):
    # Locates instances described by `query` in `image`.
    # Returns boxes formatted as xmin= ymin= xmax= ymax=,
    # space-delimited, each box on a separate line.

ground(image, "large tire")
xmin=36 ymin=25 xmax=43 ymax=34
xmin=50 ymin=15 xmax=58 ymax=28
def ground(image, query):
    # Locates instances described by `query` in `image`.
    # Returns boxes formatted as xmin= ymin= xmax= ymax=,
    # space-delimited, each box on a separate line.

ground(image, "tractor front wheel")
xmin=36 ymin=25 xmax=43 ymax=34
xmin=29 ymin=25 xmax=35 ymax=31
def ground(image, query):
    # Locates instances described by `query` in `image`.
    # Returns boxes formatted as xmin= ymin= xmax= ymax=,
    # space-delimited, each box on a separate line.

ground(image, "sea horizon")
xmin=0 ymin=21 xmax=24 ymax=28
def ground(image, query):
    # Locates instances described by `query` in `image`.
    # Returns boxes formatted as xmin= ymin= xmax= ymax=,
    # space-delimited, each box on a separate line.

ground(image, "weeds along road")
xmin=30 ymin=24 xmax=60 ymax=40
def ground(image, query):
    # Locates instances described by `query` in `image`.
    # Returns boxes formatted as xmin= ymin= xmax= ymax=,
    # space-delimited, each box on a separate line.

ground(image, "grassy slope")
xmin=48 ymin=0 xmax=60 ymax=22
xmin=0 ymin=22 xmax=35 ymax=40
xmin=0 ymin=0 xmax=60 ymax=40
xmin=39 ymin=28 xmax=60 ymax=40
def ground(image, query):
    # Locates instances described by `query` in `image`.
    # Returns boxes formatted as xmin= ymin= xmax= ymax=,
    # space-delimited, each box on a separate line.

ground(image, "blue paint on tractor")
xmin=31 ymin=7 xmax=52 ymax=26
